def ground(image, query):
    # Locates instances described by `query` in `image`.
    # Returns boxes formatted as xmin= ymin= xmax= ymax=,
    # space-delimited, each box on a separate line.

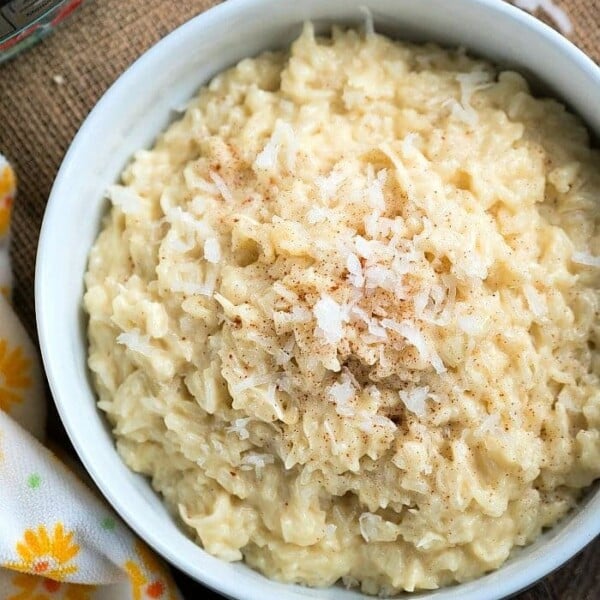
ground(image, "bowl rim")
xmin=36 ymin=0 xmax=600 ymax=599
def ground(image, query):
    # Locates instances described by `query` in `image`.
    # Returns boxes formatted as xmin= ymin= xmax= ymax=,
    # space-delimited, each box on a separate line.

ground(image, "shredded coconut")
xmin=209 ymin=171 xmax=234 ymax=203
xmin=457 ymin=314 xmax=484 ymax=335
xmin=524 ymin=283 xmax=547 ymax=318
xmin=359 ymin=513 xmax=398 ymax=542
xmin=226 ymin=417 xmax=252 ymax=440
xmin=324 ymin=419 xmax=341 ymax=454
xmin=399 ymin=386 xmax=430 ymax=417
xmin=382 ymin=319 xmax=446 ymax=373
xmin=346 ymin=253 xmax=364 ymax=287
xmin=307 ymin=206 xmax=329 ymax=224
xmin=315 ymin=170 xmax=346 ymax=201
xmin=354 ymin=236 xmax=374 ymax=259
xmin=203 ymin=237 xmax=221 ymax=263
xmin=169 ymin=263 xmax=215 ymax=297
xmin=475 ymin=413 xmax=502 ymax=437
xmin=229 ymin=374 xmax=276 ymax=395
xmin=314 ymin=294 xmax=348 ymax=344
xmin=240 ymin=453 xmax=275 ymax=471
xmin=116 ymin=329 xmax=153 ymax=357
xmin=572 ymin=251 xmax=600 ymax=268
xmin=254 ymin=120 xmax=297 ymax=171
xmin=107 ymin=185 xmax=142 ymax=214
xmin=357 ymin=412 xmax=396 ymax=434
xmin=328 ymin=373 xmax=356 ymax=417
xmin=359 ymin=5 xmax=375 ymax=36
xmin=445 ymin=71 xmax=491 ymax=127
xmin=365 ymin=168 xmax=387 ymax=212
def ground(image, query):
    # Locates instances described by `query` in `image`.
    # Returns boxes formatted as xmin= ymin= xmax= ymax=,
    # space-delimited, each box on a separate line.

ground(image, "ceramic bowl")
xmin=36 ymin=1 xmax=600 ymax=598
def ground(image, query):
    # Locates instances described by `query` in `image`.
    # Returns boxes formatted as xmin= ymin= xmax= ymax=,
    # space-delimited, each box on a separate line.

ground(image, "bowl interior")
xmin=36 ymin=1 xmax=600 ymax=599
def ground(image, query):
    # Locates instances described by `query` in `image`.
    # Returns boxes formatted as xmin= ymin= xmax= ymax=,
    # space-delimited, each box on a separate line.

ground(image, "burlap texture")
xmin=0 ymin=1 xmax=598 ymax=597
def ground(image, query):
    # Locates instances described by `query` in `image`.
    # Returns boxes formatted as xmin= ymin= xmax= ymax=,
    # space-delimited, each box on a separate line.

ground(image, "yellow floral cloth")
xmin=0 ymin=155 xmax=180 ymax=600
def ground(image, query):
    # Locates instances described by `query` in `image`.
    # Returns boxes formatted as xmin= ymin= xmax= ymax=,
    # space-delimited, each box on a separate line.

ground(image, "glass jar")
xmin=0 ymin=0 xmax=85 ymax=64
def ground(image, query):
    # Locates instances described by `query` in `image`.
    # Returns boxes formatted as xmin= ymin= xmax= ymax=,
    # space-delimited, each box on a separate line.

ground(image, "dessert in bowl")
xmin=36 ymin=1 xmax=600 ymax=599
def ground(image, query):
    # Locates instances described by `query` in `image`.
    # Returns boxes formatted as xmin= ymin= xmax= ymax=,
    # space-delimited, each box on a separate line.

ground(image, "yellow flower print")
xmin=124 ymin=541 xmax=178 ymax=600
xmin=0 ymin=338 xmax=31 ymax=412
xmin=8 ymin=573 xmax=95 ymax=600
xmin=0 ymin=160 xmax=16 ymax=237
xmin=6 ymin=523 xmax=80 ymax=581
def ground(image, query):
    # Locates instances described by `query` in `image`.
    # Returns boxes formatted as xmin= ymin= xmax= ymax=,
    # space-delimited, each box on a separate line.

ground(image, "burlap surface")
xmin=0 ymin=1 xmax=598 ymax=598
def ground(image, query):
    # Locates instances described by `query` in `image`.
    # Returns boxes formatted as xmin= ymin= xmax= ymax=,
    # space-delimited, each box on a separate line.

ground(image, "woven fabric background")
xmin=0 ymin=0 xmax=598 ymax=598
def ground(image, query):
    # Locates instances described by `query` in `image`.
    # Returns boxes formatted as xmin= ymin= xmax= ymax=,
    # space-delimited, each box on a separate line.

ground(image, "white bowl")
xmin=36 ymin=1 xmax=600 ymax=598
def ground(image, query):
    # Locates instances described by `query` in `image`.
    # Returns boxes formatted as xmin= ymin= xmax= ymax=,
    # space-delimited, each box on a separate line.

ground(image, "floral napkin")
xmin=0 ymin=154 xmax=180 ymax=600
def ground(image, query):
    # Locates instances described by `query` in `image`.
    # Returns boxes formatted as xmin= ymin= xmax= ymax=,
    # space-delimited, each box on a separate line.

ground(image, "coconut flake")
xmin=254 ymin=120 xmax=297 ymax=171
xmin=359 ymin=513 xmax=398 ymax=543
xmin=402 ymin=132 xmax=419 ymax=153
xmin=355 ymin=236 xmax=374 ymax=259
xmin=399 ymin=386 xmax=430 ymax=417
xmin=240 ymin=452 xmax=275 ymax=471
xmin=382 ymin=319 xmax=428 ymax=358
xmin=524 ymin=283 xmax=547 ymax=318
xmin=357 ymin=412 xmax=396 ymax=434
xmin=444 ymin=71 xmax=491 ymax=127
xmin=382 ymin=319 xmax=446 ymax=373
xmin=209 ymin=170 xmax=234 ymax=203
xmin=170 ymin=280 xmax=214 ymax=296
xmin=429 ymin=351 xmax=446 ymax=375
xmin=165 ymin=206 xmax=213 ymax=237
xmin=116 ymin=328 xmax=153 ymax=357
xmin=273 ymin=305 xmax=312 ymax=328
xmin=414 ymin=287 xmax=430 ymax=318
xmin=366 ymin=168 xmax=387 ymax=212
xmin=359 ymin=5 xmax=375 ymax=36
xmin=167 ymin=235 xmax=195 ymax=254
xmin=203 ymin=237 xmax=221 ymax=263
xmin=415 ymin=532 xmax=445 ymax=549
xmin=328 ymin=377 xmax=355 ymax=404
xmin=272 ymin=282 xmax=299 ymax=303
xmin=324 ymin=419 xmax=341 ymax=454
xmin=367 ymin=318 xmax=387 ymax=340
xmin=307 ymin=206 xmax=329 ymax=224
xmin=107 ymin=185 xmax=142 ymax=214
xmin=572 ymin=251 xmax=600 ymax=268
xmin=229 ymin=373 xmax=276 ymax=395
xmin=169 ymin=263 xmax=215 ymax=297
xmin=365 ymin=265 xmax=396 ymax=292
xmin=191 ymin=177 xmax=218 ymax=196
xmin=315 ymin=170 xmax=346 ymax=201
xmin=557 ymin=387 xmax=578 ymax=411
xmin=261 ymin=383 xmax=284 ymax=420
xmin=226 ymin=417 xmax=252 ymax=440
xmin=346 ymin=252 xmax=364 ymax=287
xmin=457 ymin=314 xmax=483 ymax=335
xmin=314 ymin=294 xmax=348 ymax=344
xmin=328 ymin=373 xmax=357 ymax=417
xmin=475 ymin=412 xmax=501 ymax=437
xmin=351 ymin=306 xmax=387 ymax=340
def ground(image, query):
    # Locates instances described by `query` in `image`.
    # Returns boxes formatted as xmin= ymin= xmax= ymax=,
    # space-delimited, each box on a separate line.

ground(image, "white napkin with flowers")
xmin=0 ymin=154 xmax=180 ymax=600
